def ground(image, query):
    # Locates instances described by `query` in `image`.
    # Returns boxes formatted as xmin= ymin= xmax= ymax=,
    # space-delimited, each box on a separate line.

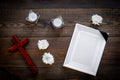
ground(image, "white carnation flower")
xmin=38 ymin=39 xmax=49 ymax=50
xmin=91 ymin=14 xmax=103 ymax=25
xmin=42 ymin=52 xmax=54 ymax=65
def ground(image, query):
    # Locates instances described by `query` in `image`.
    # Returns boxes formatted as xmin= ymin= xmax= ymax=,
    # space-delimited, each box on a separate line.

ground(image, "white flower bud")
xmin=42 ymin=52 xmax=54 ymax=65
xmin=38 ymin=39 xmax=49 ymax=50
xmin=92 ymin=14 xmax=103 ymax=25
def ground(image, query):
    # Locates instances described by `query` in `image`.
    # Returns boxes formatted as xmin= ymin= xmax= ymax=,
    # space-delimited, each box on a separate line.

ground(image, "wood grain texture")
xmin=0 ymin=0 xmax=120 ymax=8
xmin=0 ymin=9 xmax=120 ymax=37
xmin=0 ymin=8 xmax=120 ymax=80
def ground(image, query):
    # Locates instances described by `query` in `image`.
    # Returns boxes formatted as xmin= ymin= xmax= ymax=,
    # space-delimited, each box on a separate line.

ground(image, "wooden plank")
xmin=0 ymin=37 xmax=119 ymax=67
xmin=0 ymin=0 xmax=120 ymax=8
xmin=0 ymin=37 xmax=70 ymax=67
xmin=0 ymin=9 xmax=120 ymax=37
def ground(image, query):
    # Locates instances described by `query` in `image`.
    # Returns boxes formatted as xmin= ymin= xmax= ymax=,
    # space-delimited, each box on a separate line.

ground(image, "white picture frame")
xmin=63 ymin=23 xmax=109 ymax=76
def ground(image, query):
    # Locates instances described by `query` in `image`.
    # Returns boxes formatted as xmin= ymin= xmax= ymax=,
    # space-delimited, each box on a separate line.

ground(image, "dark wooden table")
xmin=0 ymin=1 xmax=120 ymax=80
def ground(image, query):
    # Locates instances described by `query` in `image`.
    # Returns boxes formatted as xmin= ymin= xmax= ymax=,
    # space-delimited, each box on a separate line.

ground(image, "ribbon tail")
xmin=19 ymin=47 xmax=38 ymax=75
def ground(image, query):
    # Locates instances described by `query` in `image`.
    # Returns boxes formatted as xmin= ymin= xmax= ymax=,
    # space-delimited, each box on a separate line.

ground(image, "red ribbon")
xmin=8 ymin=36 xmax=38 ymax=75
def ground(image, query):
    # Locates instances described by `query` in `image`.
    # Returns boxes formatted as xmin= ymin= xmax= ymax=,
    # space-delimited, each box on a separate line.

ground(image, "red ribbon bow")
xmin=8 ymin=36 xmax=38 ymax=75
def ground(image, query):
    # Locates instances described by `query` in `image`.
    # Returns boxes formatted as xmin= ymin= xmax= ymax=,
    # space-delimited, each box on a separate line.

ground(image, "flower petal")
xmin=42 ymin=52 xmax=54 ymax=65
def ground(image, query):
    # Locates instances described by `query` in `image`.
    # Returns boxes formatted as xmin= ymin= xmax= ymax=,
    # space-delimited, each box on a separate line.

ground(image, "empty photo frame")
xmin=63 ymin=23 xmax=109 ymax=76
